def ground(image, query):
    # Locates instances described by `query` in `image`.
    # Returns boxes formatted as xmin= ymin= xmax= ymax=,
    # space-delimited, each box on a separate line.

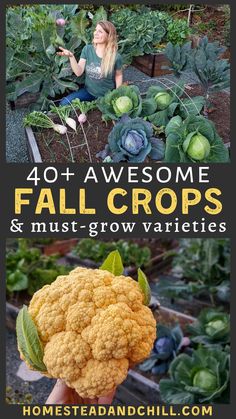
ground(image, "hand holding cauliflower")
xmin=17 ymin=257 xmax=156 ymax=399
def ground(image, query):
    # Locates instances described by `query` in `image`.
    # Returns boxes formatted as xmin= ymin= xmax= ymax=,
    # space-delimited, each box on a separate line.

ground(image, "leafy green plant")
xmin=97 ymin=85 xmax=142 ymax=121
xmin=23 ymin=111 xmax=67 ymax=134
xmin=164 ymin=115 xmax=229 ymax=162
xmin=188 ymin=308 xmax=230 ymax=347
xmin=139 ymin=324 xmax=187 ymax=375
xmin=70 ymin=98 xmax=97 ymax=114
xmin=164 ymin=42 xmax=192 ymax=76
xmin=143 ymin=84 xmax=205 ymax=129
xmin=105 ymin=115 xmax=165 ymax=163
xmin=164 ymin=37 xmax=230 ymax=109
xmin=159 ymin=347 xmax=230 ymax=404
xmin=166 ymin=19 xmax=191 ymax=45
xmin=6 ymin=6 xmax=103 ymax=109
xmin=73 ymin=238 xmax=151 ymax=268
xmin=188 ymin=37 xmax=230 ymax=109
xmin=157 ymin=239 xmax=230 ymax=303
xmin=110 ymin=8 xmax=166 ymax=64
xmin=6 ymin=239 xmax=70 ymax=295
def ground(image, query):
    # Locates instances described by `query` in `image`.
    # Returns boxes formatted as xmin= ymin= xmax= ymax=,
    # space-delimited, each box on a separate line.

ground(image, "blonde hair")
xmin=93 ymin=21 xmax=118 ymax=77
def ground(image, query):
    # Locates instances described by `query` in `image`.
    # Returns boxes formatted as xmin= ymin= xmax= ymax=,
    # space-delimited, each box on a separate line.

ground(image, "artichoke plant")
xmin=188 ymin=308 xmax=230 ymax=347
xmin=104 ymin=115 xmax=165 ymax=163
xmin=159 ymin=346 xmax=230 ymax=404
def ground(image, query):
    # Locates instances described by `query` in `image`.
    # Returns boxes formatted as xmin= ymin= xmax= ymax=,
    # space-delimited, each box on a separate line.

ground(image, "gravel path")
xmin=6 ymin=103 xmax=29 ymax=163
xmin=6 ymin=328 xmax=54 ymax=404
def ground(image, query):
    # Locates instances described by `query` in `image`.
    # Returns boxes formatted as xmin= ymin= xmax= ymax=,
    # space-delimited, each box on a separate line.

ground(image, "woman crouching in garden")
xmin=58 ymin=21 xmax=123 ymax=105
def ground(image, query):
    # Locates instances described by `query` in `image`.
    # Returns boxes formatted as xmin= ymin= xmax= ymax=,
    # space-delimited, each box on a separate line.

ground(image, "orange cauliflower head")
xmin=21 ymin=267 xmax=156 ymax=398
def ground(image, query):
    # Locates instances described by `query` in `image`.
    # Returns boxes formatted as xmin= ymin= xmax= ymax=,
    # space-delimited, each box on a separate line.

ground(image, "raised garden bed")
xmin=132 ymin=53 xmax=173 ymax=78
xmin=24 ymin=83 xmax=230 ymax=163
xmin=9 ymin=92 xmax=40 ymax=110
xmin=152 ymin=274 xmax=230 ymax=318
xmin=35 ymin=239 xmax=78 ymax=256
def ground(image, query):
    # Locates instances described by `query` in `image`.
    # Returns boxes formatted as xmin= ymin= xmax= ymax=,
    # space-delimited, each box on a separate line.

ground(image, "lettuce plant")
xmin=103 ymin=115 xmax=165 ymax=163
xmin=159 ymin=347 xmax=230 ymax=404
xmin=188 ymin=308 xmax=230 ymax=347
xmin=97 ymin=85 xmax=142 ymax=121
xmin=139 ymin=324 xmax=187 ymax=375
xmin=142 ymin=84 xmax=205 ymax=129
xmin=164 ymin=115 xmax=229 ymax=162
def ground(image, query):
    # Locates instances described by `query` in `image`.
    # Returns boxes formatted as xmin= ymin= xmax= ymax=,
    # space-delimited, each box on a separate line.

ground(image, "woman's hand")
xmin=57 ymin=46 xmax=74 ymax=58
xmin=46 ymin=380 xmax=116 ymax=405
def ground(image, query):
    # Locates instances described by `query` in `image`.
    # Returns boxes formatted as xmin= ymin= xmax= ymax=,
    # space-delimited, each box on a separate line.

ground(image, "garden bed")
xmin=25 ymin=83 xmax=230 ymax=164
xmin=132 ymin=53 xmax=173 ymax=78
xmin=26 ymin=110 xmax=114 ymax=163
xmin=186 ymin=84 xmax=230 ymax=145
xmin=35 ymin=239 xmax=78 ymax=256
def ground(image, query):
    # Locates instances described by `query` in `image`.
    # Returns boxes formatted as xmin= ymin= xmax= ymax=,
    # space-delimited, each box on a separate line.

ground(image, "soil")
xmin=185 ymin=84 xmax=230 ymax=145
xmin=34 ymin=110 xmax=114 ymax=163
xmin=188 ymin=5 xmax=230 ymax=48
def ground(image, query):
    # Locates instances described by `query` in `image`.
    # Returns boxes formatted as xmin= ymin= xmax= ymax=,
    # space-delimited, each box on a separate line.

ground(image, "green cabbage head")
xmin=188 ymin=308 xmax=230 ymax=346
xmin=154 ymin=91 xmax=173 ymax=110
xmin=193 ymin=369 xmax=217 ymax=392
xmin=97 ymin=85 xmax=142 ymax=120
xmin=113 ymin=96 xmax=133 ymax=116
xmin=183 ymin=132 xmax=211 ymax=161
xmin=164 ymin=115 xmax=229 ymax=163
xmin=159 ymin=346 xmax=230 ymax=404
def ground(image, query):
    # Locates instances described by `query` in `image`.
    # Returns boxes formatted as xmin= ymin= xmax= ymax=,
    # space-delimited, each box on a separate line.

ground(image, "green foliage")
xmin=157 ymin=239 xmax=230 ymax=303
xmin=70 ymin=98 xmax=98 ymax=114
xmin=165 ymin=37 xmax=230 ymax=101
xmin=97 ymin=85 xmax=142 ymax=121
xmin=164 ymin=41 xmax=192 ymax=76
xmin=159 ymin=347 xmax=230 ymax=404
xmin=6 ymin=6 xmax=103 ymax=109
xmin=164 ymin=115 xmax=229 ymax=162
xmin=99 ymin=250 xmax=124 ymax=276
xmin=144 ymin=84 xmax=205 ymax=130
xmin=107 ymin=115 xmax=165 ymax=163
xmin=23 ymin=111 xmax=57 ymax=129
xmin=189 ymin=37 xmax=230 ymax=97
xmin=139 ymin=324 xmax=184 ymax=375
xmin=6 ymin=239 xmax=70 ymax=295
xmin=110 ymin=8 xmax=166 ymax=64
xmin=138 ymin=269 xmax=151 ymax=306
xmin=166 ymin=19 xmax=191 ymax=45
xmin=188 ymin=308 xmax=230 ymax=347
xmin=16 ymin=305 xmax=46 ymax=371
xmin=73 ymin=239 xmax=151 ymax=268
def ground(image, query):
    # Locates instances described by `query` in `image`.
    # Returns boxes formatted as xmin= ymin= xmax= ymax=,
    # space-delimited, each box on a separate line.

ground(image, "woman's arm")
xmin=115 ymin=69 xmax=123 ymax=88
xmin=57 ymin=47 xmax=86 ymax=77
xmin=69 ymin=57 xmax=86 ymax=77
